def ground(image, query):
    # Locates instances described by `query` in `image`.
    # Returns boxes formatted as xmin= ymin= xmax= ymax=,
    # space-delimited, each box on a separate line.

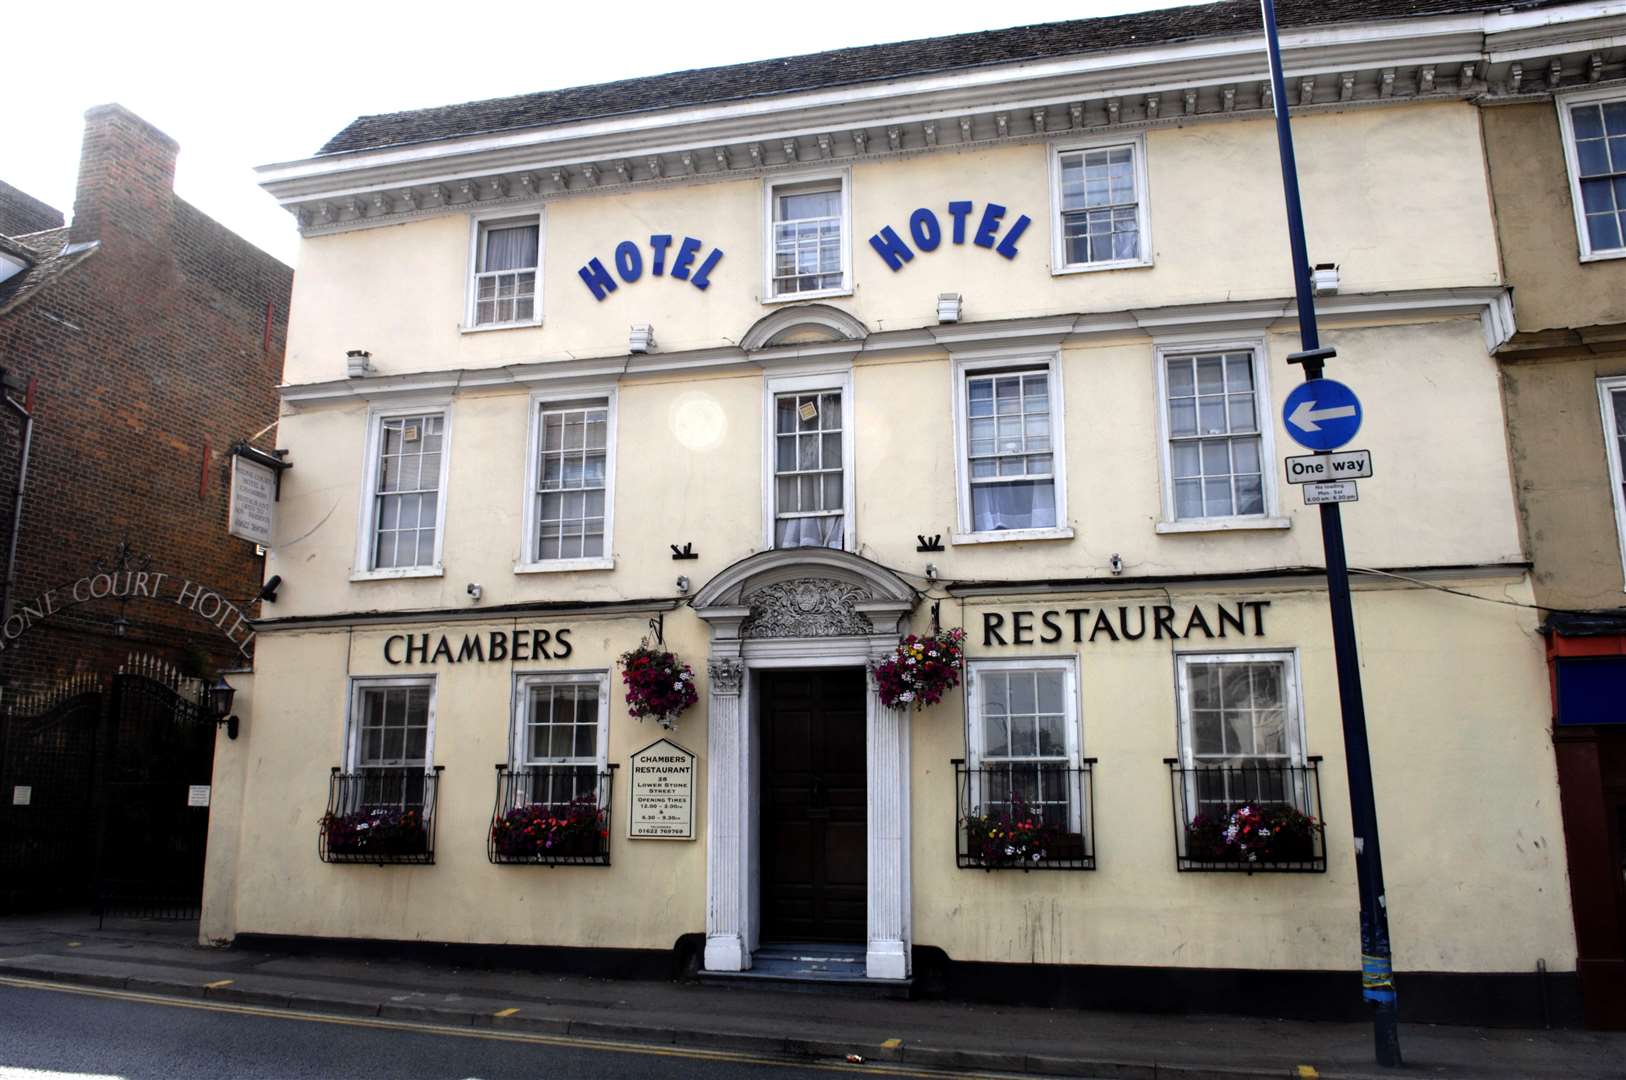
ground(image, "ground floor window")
xmin=1174 ymin=651 xmax=1304 ymax=813
xmin=345 ymin=677 xmax=435 ymax=807
xmin=511 ymin=671 xmax=610 ymax=807
xmin=965 ymin=659 xmax=1081 ymax=829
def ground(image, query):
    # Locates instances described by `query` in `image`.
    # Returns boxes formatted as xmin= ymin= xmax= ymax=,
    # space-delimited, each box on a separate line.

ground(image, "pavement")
xmin=1 ymin=912 xmax=1622 ymax=1080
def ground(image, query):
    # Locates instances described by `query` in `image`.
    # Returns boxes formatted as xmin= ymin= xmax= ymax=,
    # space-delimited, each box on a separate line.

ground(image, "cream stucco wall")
xmin=265 ymin=317 xmax=1522 ymax=620
xmin=211 ymin=573 xmax=1572 ymax=973
xmin=281 ymin=102 xmax=1501 ymax=385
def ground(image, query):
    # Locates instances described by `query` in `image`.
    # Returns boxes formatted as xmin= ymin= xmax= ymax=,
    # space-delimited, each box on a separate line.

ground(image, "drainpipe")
xmin=0 ymin=371 xmax=35 ymax=634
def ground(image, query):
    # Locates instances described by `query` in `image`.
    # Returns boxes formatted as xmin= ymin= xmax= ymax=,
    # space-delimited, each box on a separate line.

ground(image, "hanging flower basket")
xmin=618 ymin=643 xmax=698 ymax=728
xmin=872 ymin=627 xmax=966 ymax=710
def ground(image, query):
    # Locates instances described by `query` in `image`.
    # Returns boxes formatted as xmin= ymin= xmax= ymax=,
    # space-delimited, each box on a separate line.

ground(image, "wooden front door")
xmin=760 ymin=669 xmax=867 ymax=943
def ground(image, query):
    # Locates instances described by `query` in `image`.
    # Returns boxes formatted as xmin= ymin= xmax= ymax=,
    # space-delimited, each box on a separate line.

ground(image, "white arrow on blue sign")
xmin=1282 ymin=379 xmax=1362 ymax=451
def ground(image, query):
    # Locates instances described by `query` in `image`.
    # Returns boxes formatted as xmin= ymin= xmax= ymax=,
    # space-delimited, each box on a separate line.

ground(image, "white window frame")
xmin=352 ymin=401 xmax=453 ymax=581
xmin=344 ymin=675 xmax=437 ymax=773
xmin=1152 ymin=339 xmax=1290 ymax=533
xmin=762 ymin=169 xmax=852 ymax=304
xmin=463 ymin=208 xmax=545 ymax=331
xmin=1556 ymin=88 xmax=1626 ymax=263
xmin=1173 ymin=650 xmax=1308 ymax=821
xmin=517 ymin=386 xmax=617 ymax=574
xmin=1596 ymin=375 xmax=1626 ymax=591
xmin=965 ymin=657 xmax=1085 ymax=834
xmin=761 ymin=368 xmax=856 ymax=552
xmin=1048 ymin=131 xmax=1153 ymax=275
xmin=949 ymin=349 xmax=1074 ymax=545
xmin=509 ymin=669 xmax=612 ymax=806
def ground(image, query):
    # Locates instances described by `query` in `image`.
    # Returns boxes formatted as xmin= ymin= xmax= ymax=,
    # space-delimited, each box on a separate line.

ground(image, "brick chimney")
xmin=68 ymin=104 xmax=179 ymax=249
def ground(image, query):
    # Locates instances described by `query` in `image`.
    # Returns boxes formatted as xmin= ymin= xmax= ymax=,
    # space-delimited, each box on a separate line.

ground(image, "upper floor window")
xmin=765 ymin=173 xmax=850 ymax=300
xmin=951 ymin=355 xmax=1071 ymax=543
xmin=1050 ymin=134 xmax=1151 ymax=273
xmin=1158 ymin=346 xmax=1277 ymax=525
xmin=355 ymin=408 xmax=450 ymax=578
xmin=766 ymin=372 xmax=853 ymax=550
xmin=468 ymin=213 xmax=542 ymax=328
xmin=519 ymin=391 xmax=616 ymax=572
xmin=1597 ymin=377 xmax=1626 ymax=589
xmin=1558 ymin=91 xmax=1626 ymax=261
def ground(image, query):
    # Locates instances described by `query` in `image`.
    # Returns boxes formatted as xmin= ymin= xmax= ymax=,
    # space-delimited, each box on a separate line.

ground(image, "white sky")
xmin=0 ymin=0 xmax=1204 ymax=266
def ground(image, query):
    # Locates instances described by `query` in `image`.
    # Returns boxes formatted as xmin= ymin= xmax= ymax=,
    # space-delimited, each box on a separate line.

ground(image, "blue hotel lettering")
xmin=578 ymin=234 xmax=724 ymax=300
xmin=869 ymin=200 xmax=1032 ymax=271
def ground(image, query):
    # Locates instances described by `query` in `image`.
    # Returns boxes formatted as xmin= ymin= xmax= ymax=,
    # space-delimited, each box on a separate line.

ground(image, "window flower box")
xmin=318 ymin=767 xmax=441 ymax=865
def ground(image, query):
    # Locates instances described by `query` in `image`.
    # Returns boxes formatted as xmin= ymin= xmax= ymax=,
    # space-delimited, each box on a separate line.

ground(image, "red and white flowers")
xmin=872 ymin=627 xmax=966 ymax=710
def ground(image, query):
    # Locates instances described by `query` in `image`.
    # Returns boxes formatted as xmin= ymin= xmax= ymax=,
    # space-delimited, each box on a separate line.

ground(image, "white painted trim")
xmin=949 ymin=349 xmax=1071 ymax=540
xmin=516 ymin=386 xmax=618 ymax=574
xmin=762 ymin=168 xmax=853 ymax=303
xmin=508 ymin=668 xmax=612 ymax=778
xmin=1595 ymin=376 xmax=1626 ymax=592
xmin=353 ymin=402 xmax=454 ymax=577
xmin=1151 ymin=338 xmax=1282 ymax=530
xmin=1555 ymin=86 xmax=1626 ymax=262
xmin=344 ymin=674 xmax=437 ymax=771
xmin=1048 ymin=131 xmax=1154 ymax=274
xmin=762 ymin=369 xmax=857 ymax=552
xmin=463 ymin=207 xmax=546 ymax=331
xmin=258 ymin=5 xmax=1626 ymax=199
xmin=280 ymin=287 xmax=1518 ymax=405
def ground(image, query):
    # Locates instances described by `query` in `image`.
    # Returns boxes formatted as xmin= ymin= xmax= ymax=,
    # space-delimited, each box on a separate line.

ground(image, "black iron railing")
xmin=489 ymin=764 xmax=616 ymax=867
xmin=1165 ymin=757 xmax=1326 ymax=873
xmin=319 ymin=767 xmax=442 ymax=865
xmin=953 ymin=758 xmax=1096 ymax=871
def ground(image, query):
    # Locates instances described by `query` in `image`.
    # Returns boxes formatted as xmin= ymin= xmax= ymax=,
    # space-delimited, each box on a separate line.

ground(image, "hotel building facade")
xmin=204 ymin=0 xmax=1626 ymax=1027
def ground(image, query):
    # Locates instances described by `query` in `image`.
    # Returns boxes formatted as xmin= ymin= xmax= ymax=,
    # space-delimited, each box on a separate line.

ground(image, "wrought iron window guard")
xmin=319 ymin=766 xmax=442 ymax=866
xmin=953 ymin=758 xmax=1096 ymax=871
xmin=488 ymin=764 xmax=617 ymax=867
xmin=1164 ymin=757 xmax=1326 ymax=873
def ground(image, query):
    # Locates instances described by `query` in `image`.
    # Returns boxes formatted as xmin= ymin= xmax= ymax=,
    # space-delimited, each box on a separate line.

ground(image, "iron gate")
xmin=0 ymin=656 xmax=216 ymax=919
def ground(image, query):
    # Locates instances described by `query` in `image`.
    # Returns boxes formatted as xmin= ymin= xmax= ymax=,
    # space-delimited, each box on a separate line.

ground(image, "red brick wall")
xmin=0 ymin=105 xmax=292 ymax=696
xmin=0 ymin=180 xmax=64 ymax=238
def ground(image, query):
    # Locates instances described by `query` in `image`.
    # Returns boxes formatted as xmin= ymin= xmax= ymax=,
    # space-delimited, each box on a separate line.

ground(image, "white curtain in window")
xmin=971 ymin=480 xmax=1057 ymax=532
xmin=775 ymin=516 xmax=843 ymax=549
xmin=485 ymin=224 xmax=539 ymax=271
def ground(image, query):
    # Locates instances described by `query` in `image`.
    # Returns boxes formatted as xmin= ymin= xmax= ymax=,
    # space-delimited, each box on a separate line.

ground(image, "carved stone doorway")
xmin=690 ymin=549 xmax=917 ymax=980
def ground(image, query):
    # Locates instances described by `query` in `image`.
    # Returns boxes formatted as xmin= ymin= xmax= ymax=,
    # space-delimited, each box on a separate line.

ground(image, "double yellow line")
xmin=0 ymin=976 xmax=1008 ymax=1079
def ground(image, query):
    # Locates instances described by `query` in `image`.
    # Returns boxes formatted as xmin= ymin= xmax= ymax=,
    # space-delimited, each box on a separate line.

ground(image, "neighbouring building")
xmin=209 ymin=0 xmax=1623 ymax=1026
xmin=0 ymin=105 xmax=293 ymax=913
xmin=1482 ymin=54 xmax=1626 ymax=1027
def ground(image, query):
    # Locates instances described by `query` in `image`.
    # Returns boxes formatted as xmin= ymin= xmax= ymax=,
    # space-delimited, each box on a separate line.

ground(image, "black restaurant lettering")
xmin=382 ymin=626 xmax=576 ymax=665
xmin=977 ymin=602 xmax=1269 ymax=647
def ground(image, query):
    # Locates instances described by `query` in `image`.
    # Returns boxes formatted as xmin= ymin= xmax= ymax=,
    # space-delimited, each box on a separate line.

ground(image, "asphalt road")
xmin=0 ymin=983 xmax=955 ymax=1080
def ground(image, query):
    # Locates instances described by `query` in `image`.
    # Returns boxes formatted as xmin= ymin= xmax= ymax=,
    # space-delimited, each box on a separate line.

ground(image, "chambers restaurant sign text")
xmin=383 ymin=627 xmax=574 ymax=665
xmin=982 ymin=601 xmax=1270 ymax=646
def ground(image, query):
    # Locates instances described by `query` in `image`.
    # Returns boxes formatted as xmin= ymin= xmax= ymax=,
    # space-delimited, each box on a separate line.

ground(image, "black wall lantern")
xmin=209 ymin=676 xmax=239 ymax=740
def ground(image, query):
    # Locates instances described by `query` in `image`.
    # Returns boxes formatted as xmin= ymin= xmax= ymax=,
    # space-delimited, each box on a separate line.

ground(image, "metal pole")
xmin=1258 ymin=0 xmax=1401 ymax=1066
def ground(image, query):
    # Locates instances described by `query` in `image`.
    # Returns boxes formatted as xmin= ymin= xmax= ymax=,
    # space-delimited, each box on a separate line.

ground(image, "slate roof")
xmin=317 ymin=0 xmax=1574 ymax=156
xmin=0 ymin=228 xmax=97 ymax=317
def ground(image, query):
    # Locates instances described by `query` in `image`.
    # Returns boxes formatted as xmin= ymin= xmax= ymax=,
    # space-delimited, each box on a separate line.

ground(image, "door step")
xmin=697 ymin=943 xmax=912 ymax=999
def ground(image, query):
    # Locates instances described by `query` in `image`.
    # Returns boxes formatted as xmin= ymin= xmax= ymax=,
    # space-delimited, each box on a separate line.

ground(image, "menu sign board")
xmin=628 ymin=738 xmax=696 ymax=840
xmin=228 ymin=454 xmax=277 ymax=546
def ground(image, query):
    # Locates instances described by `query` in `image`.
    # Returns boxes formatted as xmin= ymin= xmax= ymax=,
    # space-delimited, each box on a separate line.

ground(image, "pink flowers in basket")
xmin=618 ymin=643 xmax=698 ymax=728
xmin=872 ymin=627 xmax=966 ymax=710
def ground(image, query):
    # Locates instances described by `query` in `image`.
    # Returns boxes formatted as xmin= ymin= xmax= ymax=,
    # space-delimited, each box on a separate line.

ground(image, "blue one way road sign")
xmin=1282 ymin=379 xmax=1362 ymax=451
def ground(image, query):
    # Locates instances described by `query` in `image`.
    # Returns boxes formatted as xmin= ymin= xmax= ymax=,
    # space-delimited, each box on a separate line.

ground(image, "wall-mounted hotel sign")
xmin=869 ymin=199 xmax=1033 ymax=270
xmin=578 ymin=235 xmax=725 ymax=300
xmin=982 ymin=600 xmax=1271 ymax=646
xmin=227 ymin=443 xmax=289 ymax=547
xmin=628 ymin=738 xmax=696 ymax=841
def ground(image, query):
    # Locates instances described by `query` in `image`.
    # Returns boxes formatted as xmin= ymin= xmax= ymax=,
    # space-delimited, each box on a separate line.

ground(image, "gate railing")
xmin=320 ymin=767 xmax=442 ymax=865
xmin=1165 ymin=757 xmax=1327 ymax=873
xmin=953 ymin=759 xmax=1096 ymax=871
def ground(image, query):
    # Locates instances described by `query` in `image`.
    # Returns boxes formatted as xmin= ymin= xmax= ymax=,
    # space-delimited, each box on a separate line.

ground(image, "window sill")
xmin=460 ymin=318 xmax=544 ymax=334
xmin=950 ymin=526 xmax=1075 ymax=546
xmin=1579 ymin=248 xmax=1626 ymax=263
xmin=514 ymin=557 xmax=615 ymax=574
xmin=1052 ymin=257 xmax=1153 ymax=277
xmin=1155 ymin=516 xmax=1291 ymax=535
xmin=761 ymin=285 xmax=852 ymax=306
xmin=350 ymin=566 xmax=444 ymax=582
